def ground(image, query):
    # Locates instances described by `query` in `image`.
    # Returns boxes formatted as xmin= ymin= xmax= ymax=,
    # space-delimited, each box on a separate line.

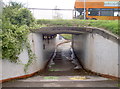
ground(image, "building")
xmin=74 ymin=0 xmax=120 ymax=20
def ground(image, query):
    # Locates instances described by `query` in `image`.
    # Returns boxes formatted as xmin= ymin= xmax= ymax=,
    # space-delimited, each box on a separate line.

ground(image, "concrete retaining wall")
xmin=72 ymin=33 xmax=119 ymax=77
xmin=1 ymin=33 xmax=56 ymax=80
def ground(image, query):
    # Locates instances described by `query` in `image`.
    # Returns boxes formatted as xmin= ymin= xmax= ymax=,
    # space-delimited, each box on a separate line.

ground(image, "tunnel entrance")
xmin=39 ymin=34 xmax=94 ymax=76
xmin=33 ymin=27 xmax=119 ymax=79
xmin=3 ymin=28 xmax=118 ymax=87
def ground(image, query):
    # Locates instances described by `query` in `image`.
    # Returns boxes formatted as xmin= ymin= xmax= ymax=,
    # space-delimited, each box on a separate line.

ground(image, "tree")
xmin=0 ymin=1 xmax=4 ymax=19
xmin=3 ymin=1 xmax=35 ymax=26
xmin=1 ymin=2 xmax=35 ymax=62
xmin=8 ymin=1 xmax=23 ymax=9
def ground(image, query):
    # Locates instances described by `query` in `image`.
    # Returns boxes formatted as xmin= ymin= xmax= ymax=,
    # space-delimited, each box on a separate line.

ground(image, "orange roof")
xmin=75 ymin=0 xmax=119 ymax=8
xmin=76 ymin=0 xmax=120 ymax=2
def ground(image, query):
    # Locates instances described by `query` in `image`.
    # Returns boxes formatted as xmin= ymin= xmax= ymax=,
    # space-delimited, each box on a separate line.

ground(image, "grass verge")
xmin=36 ymin=19 xmax=119 ymax=36
xmin=60 ymin=34 xmax=72 ymax=40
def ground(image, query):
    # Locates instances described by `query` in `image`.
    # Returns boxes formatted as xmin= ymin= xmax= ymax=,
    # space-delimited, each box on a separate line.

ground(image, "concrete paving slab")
xmin=3 ymin=80 xmax=118 ymax=87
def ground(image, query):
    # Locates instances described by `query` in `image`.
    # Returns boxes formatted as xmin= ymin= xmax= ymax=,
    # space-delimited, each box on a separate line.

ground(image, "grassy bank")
xmin=36 ymin=19 xmax=119 ymax=36
xmin=60 ymin=34 xmax=72 ymax=40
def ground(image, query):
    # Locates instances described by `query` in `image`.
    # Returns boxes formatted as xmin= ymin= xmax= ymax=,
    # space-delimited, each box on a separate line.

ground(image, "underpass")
xmin=2 ymin=41 xmax=117 ymax=87
xmin=2 ymin=34 xmax=119 ymax=87
xmin=1 ymin=27 xmax=119 ymax=88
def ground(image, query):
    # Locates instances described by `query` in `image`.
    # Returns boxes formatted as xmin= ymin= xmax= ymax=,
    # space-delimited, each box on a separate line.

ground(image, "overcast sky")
xmin=3 ymin=0 xmax=76 ymax=19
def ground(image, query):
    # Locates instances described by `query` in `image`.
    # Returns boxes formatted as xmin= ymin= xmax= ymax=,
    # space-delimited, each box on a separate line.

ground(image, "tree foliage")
xmin=1 ymin=1 xmax=35 ymax=63
xmin=3 ymin=2 xmax=35 ymax=26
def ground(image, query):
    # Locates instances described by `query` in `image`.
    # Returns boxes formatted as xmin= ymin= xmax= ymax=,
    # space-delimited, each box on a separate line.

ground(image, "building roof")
xmin=75 ymin=0 xmax=119 ymax=8
xmin=76 ymin=0 xmax=120 ymax=2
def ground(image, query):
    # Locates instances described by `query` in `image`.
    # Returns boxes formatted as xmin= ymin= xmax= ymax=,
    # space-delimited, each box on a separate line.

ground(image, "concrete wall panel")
xmin=73 ymin=33 xmax=119 ymax=77
xmin=1 ymin=33 xmax=56 ymax=80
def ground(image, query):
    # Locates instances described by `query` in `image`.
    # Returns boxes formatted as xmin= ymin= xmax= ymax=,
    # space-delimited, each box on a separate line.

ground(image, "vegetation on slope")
xmin=37 ymin=19 xmax=119 ymax=36
xmin=1 ymin=1 xmax=35 ymax=71
xmin=60 ymin=34 xmax=72 ymax=40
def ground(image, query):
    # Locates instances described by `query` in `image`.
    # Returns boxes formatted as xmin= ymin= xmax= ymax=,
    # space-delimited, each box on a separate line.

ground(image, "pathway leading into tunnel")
xmin=40 ymin=42 xmax=94 ymax=76
xmin=3 ymin=41 xmax=118 ymax=87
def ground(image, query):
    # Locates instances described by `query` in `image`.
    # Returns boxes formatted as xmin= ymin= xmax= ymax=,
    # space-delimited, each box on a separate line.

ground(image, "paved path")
xmin=2 ymin=42 xmax=118 ymax=88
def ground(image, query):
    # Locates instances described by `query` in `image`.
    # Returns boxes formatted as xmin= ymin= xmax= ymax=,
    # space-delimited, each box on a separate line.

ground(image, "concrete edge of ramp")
xmin=18 ymin=76 xmax=110 ymax=82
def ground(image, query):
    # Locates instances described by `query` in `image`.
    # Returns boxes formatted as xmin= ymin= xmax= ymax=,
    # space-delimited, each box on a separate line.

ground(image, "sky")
xmin=3 ymin=0 xmax=76 ymax=19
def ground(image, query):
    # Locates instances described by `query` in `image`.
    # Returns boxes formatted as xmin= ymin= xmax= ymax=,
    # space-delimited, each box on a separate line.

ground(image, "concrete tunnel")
xmin=1 ymin=27 xmax=119 ymax=82
xmin=31 ymin=27 xmax=119 ymax=78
